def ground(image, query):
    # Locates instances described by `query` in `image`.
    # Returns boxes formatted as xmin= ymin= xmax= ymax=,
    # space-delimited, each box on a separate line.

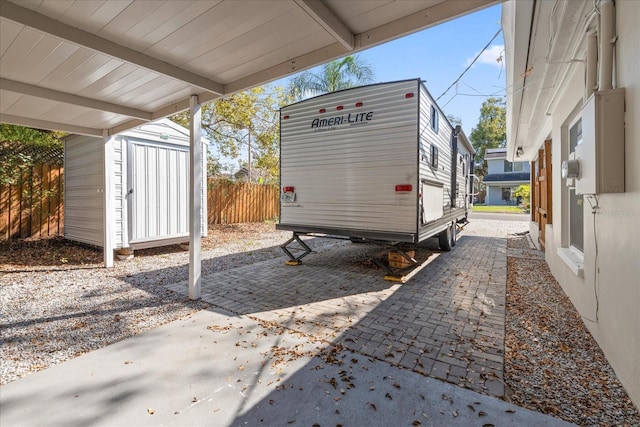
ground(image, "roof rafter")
xmin=1 ymin=78 xmax=152 ymax=121
xmin=227 ymin=0 xmax=499 ymax=94
xmin=0 ymin=113 xmax=102 ymax=137
xmin=294 ymin=0 xmax=354 ymax=50
xmin=0 ymin=0 xmax=225 ymax=95
xmin=355 ymin=0 xmax=498 ymax=48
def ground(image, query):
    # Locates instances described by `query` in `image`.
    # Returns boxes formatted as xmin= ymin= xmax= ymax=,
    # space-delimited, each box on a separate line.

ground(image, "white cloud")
xmin=465 ymin=44 xmax=504 ymax=67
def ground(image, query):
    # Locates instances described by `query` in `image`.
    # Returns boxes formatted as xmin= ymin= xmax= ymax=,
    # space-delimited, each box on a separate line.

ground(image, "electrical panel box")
xmin=575 ymin=89 xmax=625 ymax=194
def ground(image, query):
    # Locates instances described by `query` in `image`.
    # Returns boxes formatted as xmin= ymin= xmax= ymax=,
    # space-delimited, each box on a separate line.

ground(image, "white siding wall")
xmin=418 ymin=85 xmax=453 ymax=212
xmin=280 ymin=80 xmax=420 ymax=235
xmin=64 ymin=136 xmax=104 ymax=247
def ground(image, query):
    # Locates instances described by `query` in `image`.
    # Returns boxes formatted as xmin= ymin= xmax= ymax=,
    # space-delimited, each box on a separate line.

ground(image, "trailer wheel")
xmin=438 ymin=224 xmax=453 ymax=251
xmin=451 ymin=222 xmax=457 ymax=247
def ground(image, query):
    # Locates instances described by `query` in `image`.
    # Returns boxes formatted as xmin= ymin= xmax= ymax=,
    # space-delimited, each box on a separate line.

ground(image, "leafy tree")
xmin=447 ymin=114 xmax=462 ymax=128
xmin=0 ymin=125 xmax=64 ymax=185
xmin=172 ymin=85 xmax=292 ymax=183
xmin=513 ymin=184 xmax=531 ymax=209
xmin=469 ymin=97 xmax=506 ymax=177
xmin=288 ymin=54 xmax=374 ymax=100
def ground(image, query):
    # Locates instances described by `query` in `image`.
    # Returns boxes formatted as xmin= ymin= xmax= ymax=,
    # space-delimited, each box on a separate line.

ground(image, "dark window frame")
xmin=430 ymin=106 xmax=439 ymax=133
xmin=430 ymin=144 xmax=439 ymax=168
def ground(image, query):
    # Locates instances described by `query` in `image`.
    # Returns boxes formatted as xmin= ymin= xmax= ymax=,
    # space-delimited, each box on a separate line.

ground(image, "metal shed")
xmin=64 ymin=119 xmax=207 ymax=252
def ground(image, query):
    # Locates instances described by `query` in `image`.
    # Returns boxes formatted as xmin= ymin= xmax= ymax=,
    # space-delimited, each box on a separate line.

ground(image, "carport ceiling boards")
xmin=0 ymin=0 xmax=497 ymax=137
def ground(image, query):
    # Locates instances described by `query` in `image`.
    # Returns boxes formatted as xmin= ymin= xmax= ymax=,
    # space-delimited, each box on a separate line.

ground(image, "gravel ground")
xmin=505 ymin=235 xmax=640 ymax=426
xmin=0 ymin=222 xmax=291 ymax=385
xmin=1 ymin=221 xmax=639 ymax=425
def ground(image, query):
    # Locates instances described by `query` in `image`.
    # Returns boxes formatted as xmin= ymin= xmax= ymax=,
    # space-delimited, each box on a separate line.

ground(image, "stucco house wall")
xmin=504 ymin=0 xmax=639 ymax=407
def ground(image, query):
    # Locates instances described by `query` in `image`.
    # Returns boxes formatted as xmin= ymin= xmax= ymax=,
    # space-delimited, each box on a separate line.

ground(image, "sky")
xmin=219 ymin=4 xmax=505 ymax=170
xmin=354 ymin=3 xmax=505 ymax=137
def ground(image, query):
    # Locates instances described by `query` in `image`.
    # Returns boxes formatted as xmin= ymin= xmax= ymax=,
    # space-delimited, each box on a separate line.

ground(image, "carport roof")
xmin=1 ymin=0 xmax=497 ymax=137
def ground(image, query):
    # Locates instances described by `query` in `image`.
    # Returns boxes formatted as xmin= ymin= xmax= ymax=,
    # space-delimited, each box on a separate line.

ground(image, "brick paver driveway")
xmin=167 ymin=217 xmax=528 ymax=398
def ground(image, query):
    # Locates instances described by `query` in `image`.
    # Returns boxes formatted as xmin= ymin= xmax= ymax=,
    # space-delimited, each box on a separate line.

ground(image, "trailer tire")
xmin=451 ymin=222 xmax=457 ymax=247
xmin=439 ymin=224 xmax=453 ymax=251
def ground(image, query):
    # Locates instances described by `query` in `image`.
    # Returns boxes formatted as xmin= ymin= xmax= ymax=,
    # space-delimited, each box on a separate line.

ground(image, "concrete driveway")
xmin=0 ymin=219 xmax=574 ymax=426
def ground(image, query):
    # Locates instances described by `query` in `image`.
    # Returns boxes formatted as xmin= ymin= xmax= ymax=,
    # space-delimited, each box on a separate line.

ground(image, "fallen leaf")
xmin=412 ymin=420 xmax=421 ymax=426
xmin=505 ymin=409 xmax=516 ymax=414
xmin=478 ymin=411 xmax=487 ymax=416
xmin=453 ymin=409 xmax=458 ymax=417
xmin=385 ymin=392 xmax=393 ymax=400
xmin=147 ymin=408 xmax=155 ymax=415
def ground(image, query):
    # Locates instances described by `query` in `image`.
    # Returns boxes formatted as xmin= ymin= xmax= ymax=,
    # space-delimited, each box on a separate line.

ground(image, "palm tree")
xmin=289 ymin=55 xmax=375 ymax=100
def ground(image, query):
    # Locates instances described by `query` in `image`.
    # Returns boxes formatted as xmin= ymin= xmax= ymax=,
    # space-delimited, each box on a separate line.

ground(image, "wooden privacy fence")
xmin=0 ymin=164 xmax=64 ymax=240
xmin=1 ymin=175 xmax=277 ymax=239
xmin=208 ymin=180 xmax=279 ymax=224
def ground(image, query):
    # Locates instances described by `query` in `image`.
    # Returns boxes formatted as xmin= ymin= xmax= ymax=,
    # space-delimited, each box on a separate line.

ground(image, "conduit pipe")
xmin=598 ymin=0 xmax=615 ymax=90
xmin=586 ymin=30 xmax=598 ymax=99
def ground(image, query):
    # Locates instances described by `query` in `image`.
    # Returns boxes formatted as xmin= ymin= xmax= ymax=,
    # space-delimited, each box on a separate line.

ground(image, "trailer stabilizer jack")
xmin=281 ymin=233 xmax=312 ymax=264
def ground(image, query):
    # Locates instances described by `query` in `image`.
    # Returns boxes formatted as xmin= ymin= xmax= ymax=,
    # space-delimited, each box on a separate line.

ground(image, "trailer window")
xmin=430 ymin=106 xmax=439 ymax=133
xmin=430 ymin=144 xmax=439 ymax=168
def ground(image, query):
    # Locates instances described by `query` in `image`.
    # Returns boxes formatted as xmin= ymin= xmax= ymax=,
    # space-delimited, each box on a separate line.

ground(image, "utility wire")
xmin=436 ymin=29 xmax=503 ymax=102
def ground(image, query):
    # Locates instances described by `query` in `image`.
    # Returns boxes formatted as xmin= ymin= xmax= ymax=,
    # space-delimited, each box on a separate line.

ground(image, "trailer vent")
xmin=395 ymin=185 xmax=412 ymax=192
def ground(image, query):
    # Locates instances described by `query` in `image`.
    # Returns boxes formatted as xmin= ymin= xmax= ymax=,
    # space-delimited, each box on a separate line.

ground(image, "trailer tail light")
xmin=282 ymin=115 xmax=289 ymax=119
xmin=355 ymin=102 xmax=363 ymax=107
xmin=336 ymin=105 xmax=344 ymax=111
xmin=283 ymin=186 xmax=295 ymax=193
xmin=405 ymin=92 xmax=414 ymax=98
xmin=395 ymin=184 xmax=412 ymax=192
xmin=319 ymin=108 xmax=326 ymax=113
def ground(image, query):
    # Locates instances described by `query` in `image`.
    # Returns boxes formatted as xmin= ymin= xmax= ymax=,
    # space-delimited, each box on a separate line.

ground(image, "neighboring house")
xmin=482 ymin=148 xmax=530 ymax=205
xmin=502 ymin=0 xmax=639 ymax=407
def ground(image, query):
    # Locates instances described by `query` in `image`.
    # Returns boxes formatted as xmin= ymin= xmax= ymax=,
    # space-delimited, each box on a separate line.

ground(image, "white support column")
xmin=103 ymin=131 xmax=115 ymax=268
xmin=189 ymin=95 xmax=202 ymax=300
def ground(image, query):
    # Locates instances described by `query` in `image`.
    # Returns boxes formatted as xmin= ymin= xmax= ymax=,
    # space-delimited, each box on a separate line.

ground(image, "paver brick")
xmin=165 ymin=217 xmax=527 ymax=399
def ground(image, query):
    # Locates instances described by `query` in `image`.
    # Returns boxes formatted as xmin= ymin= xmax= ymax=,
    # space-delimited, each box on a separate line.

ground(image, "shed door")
xmin=128 ymin=141 xmax=189 ymax=243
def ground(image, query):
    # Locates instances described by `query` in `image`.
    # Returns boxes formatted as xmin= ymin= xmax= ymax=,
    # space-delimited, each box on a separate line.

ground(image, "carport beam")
xmin=188 ymin=95 xmax=202 ymax=300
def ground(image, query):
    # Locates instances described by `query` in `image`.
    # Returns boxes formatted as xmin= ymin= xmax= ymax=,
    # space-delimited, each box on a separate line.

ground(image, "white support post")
xmin=189 ymin=95 xmax=202 ymax=300
xmin=103 ymin=131 xmax=115 ymax=268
